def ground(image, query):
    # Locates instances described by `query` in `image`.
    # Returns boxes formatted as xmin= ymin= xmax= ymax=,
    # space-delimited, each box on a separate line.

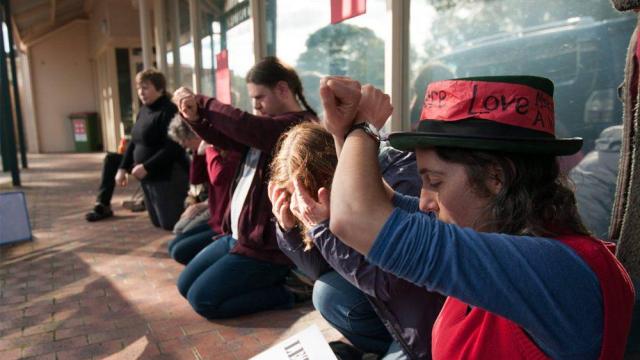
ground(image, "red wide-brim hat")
xmin=389 ymin=76 xmax=583 ymax=155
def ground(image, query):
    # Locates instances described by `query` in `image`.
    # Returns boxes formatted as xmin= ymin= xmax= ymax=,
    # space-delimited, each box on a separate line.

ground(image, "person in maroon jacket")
xmin=165 ymin=117 xmax=242 ymax=265
xmin=172 ymin=56 xmax=318 ymax=319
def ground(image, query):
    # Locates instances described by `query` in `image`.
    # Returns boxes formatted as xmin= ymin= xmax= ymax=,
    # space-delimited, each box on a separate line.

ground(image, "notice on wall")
xmin=250 ymin=325 xmax=337 ymax=360
xmin=216 ymin=49 xmax=232 ymax=105
xmin=331 ymin=0 xmax=366 ymax=24
xmin=72 ymin=119 xmax=88 ymax=142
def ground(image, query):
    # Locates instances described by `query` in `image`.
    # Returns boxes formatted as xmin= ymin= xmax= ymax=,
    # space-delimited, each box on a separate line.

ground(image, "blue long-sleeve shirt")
xmin=367 ymin=193 xmax=603 ymax=359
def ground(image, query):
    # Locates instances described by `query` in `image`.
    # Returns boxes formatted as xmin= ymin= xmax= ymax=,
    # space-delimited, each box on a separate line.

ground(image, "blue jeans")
xmin=313 ymin=271 xmax=392 ymax=355
xmin=167 ymin=223 xmax=215 ymax=265
xmin=177 ymin=235 xmax=294 ymax=319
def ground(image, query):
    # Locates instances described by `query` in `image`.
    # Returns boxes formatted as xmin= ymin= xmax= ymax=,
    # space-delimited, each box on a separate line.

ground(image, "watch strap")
xmin=344 ymin=122 xmax=381 ymax=142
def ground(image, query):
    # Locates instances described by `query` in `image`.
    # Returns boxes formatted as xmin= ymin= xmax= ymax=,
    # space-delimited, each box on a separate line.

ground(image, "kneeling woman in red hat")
xmin=320 ymin=76 xmax=635 ymax=359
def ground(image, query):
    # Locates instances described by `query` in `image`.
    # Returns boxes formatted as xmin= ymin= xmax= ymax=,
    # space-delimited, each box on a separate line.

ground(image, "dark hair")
xmin=246 ymin=56 xmax=317 ymax=118
xmin=435 ymin=147 xmax=591 ymax=237
xmin=136 ymin=68 xmax=167 ymax=95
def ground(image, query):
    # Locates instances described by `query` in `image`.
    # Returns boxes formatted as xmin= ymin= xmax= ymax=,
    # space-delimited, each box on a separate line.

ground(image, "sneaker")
xmin=85 ymin=204 xmax=113 ymax=222
xmin=122 ymin=199 xmax=145 ymax=212
xmin=283 ymin=271 xmax=314 ymax=303
xmin=329 ymin=341 xmax=381 ymax=360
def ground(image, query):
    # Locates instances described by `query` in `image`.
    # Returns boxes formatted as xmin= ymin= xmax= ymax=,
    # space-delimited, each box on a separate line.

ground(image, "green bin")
xmin=69 ymin=112 xmax=102 ymax=152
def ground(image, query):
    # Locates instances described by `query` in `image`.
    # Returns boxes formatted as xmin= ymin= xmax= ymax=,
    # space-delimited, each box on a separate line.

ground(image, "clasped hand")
xmin=173 ymin=87 xmax=199 ymax=122
xmin=319 ymin=76 xmax=393 ymax=137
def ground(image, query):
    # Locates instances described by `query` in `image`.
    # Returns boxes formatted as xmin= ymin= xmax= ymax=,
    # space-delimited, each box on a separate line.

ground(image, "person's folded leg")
xmin=313 ymin=271 xmax=392 ymax=355
xmin=168 ymin=223 xmax=215 ymax=265
xmin=185 ymin=253 xmax=293 ymax=319
xmin=177 ymin=235 xmax=236 ymax=296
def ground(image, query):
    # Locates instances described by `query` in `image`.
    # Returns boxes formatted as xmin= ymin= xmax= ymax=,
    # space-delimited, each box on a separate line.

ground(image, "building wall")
xmin=87 ymin=0 xmax=141 ymax=152
xmin=108 ymin=0 xmax=141 ymax=40
xmin=30 ymin=20 xmax=96 ymax=153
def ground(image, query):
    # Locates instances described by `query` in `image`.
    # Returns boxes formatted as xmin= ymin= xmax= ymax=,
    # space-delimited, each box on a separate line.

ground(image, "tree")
xmin=296 ymin=23 xmax=385 ymax=90
xmin=415 ymin=0 xmax=622 ymax=62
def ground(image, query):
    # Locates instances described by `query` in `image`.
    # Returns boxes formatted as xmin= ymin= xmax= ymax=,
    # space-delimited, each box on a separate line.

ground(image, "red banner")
xmin=331 ymin=0 xmax=366 ymax=24
xmin=215 ymin=50 xmax=231 ymax=104
xmin=421 ymin=80 xmax=556 ymax=135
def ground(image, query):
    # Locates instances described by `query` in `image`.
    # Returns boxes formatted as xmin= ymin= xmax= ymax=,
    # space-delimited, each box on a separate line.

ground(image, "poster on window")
xmin=250 ymin=325 xmax=337 ymax=360
xmin=216 ymin=49 xmax=232 ymax=105
xmin=331 ymin=0 xmax=366 ymax=24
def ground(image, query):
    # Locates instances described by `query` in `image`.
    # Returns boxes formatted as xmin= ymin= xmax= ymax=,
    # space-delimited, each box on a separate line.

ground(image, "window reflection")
xmin=226 ymin=19 xmax=254 ymax=111
xmin=275 ymin=0 xmax=388 ymax=117
xmin=409 ymin=0 xmax=634 ymax=152
xmin=409 ymin=0 xmax=633 ymax=240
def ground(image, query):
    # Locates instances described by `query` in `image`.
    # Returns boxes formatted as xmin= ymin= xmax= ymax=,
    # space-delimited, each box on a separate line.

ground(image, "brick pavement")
xmin=0 ymin=153 xmax=341 ymax=360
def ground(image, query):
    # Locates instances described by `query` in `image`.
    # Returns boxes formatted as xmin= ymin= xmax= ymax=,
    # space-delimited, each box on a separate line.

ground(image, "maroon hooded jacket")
xmin=185 ymin=95 xmax=317 ymax=265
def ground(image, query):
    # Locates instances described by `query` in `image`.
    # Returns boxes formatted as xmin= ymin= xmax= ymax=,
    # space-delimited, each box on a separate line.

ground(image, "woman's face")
xmin=137 ymin=80 xmax=162 ymax=105
xmin=416 ymin=148 xmax=494 ymax=230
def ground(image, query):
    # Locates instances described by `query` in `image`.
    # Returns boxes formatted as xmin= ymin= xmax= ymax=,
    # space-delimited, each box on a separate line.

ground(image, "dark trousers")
xmin=141 ymin=164 xmax=189 ymax=230
xmin=96 ymin=152 xmax=123 ymax=206
xmin=313 ymin=271 xmax=392 ymax=355
xmin=177 ymin=235 xmax=294 ymax=319
xmin=168 ymin=223 xmax=216 ymax=265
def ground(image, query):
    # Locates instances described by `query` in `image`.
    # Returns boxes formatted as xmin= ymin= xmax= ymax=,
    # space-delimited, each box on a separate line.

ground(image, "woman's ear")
xmin=486 ymin=164 xmax=504 ymax=195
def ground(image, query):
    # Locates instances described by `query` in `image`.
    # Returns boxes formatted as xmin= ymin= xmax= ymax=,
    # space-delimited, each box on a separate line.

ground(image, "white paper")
xmin=250 ymin=325 xmax=337 ymax=360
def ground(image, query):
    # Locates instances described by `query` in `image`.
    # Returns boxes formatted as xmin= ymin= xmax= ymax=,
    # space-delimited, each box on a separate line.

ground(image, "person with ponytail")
xmin=171 ymin=56 xmax=318 ymax=319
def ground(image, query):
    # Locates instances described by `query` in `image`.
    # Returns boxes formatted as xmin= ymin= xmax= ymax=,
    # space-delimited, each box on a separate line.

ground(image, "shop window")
xmin=409 ymin=0 xmax=633 ymax=240
xmin=274 ymin=0 xmax=388 ymax=117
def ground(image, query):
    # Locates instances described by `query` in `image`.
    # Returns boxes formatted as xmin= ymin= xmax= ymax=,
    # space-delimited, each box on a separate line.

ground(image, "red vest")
xmin=432 ymin=235 xmax=634 ymax=359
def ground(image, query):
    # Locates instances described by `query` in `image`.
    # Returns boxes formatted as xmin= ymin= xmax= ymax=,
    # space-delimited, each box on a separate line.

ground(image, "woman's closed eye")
xmin=423 ymin=176 xmax=441 ymax=190
xmin=426 ymin=182 xmax=441 ymax=190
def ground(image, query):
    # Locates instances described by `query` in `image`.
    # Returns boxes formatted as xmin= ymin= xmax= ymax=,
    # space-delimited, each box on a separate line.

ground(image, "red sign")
xmin=215 ymin=50 xmax=231 ymax=104
xmin=72 ymin=119 xmax=88 ymax=141
xmin=331 ymin=0 xmax=366 ymax=24
xmin=421 ymin=80 xmax=556 ymax=135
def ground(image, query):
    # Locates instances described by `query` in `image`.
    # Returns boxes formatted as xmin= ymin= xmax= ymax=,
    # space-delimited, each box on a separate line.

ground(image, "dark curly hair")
xmin=435 ymin=147 xmax=591 ymax=237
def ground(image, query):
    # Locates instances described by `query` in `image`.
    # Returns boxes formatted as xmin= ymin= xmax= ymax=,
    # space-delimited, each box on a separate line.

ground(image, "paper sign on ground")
xmin=250 ymin=325 xmax=337 ymax=360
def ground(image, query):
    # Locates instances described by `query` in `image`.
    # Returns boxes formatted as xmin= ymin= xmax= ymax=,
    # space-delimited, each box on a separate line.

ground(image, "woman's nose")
xmin=420 ymin=189 xmax=439 ymax=213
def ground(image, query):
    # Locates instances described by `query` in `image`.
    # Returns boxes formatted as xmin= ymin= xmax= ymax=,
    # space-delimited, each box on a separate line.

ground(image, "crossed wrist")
xmin=344 ymin=122 xmax=382 ymax=142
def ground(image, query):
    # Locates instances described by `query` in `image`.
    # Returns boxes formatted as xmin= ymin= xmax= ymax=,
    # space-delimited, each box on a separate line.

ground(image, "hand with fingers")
xmin=267 ymin=181 xmax=297 ymax=231
xmin=319 ymin=76 xmax=362 ymax=138
xmin=131 ymin=164 xmax=147 ymax=180
xmin=356 ymin=85 xmax=394 ymax=130
xmin=115 ymin=169 xmax=128 ymax=187
xmin=290 ymin=179 xmax=330 ymax=229
xmin=173 ymin=87 xmax=199 ymax=122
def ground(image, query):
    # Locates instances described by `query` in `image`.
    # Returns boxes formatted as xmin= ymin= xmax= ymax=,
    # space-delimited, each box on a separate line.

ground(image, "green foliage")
xmin=416 ymin=0 xmax=622 ymax=60
xmin=292 ymin=22 xmax=386 ymax=115
xmin=296 ymin=23 xmax=385 ymax=89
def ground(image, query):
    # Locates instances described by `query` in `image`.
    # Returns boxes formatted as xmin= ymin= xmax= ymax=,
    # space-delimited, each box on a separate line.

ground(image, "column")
xmin=138 ymin=0 xmax=154 ymax=70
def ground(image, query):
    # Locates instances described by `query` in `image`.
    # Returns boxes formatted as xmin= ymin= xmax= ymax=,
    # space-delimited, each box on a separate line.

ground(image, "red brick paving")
xmin=0 ymin=154 xmax=340 ymax=359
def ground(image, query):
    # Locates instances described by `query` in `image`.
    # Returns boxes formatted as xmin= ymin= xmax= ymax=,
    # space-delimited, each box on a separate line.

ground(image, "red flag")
xmin=215 ymin=50 xmax=231 ymax=104
xmin=331 ymin=0 xmax=366 ymax=24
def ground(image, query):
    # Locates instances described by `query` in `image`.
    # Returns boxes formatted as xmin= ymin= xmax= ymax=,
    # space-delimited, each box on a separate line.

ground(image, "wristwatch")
xmin=344 ymin=122 xmax=382 ymax=142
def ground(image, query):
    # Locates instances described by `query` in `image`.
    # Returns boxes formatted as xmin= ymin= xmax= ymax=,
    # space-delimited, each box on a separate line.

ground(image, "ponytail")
xmin=246 ymin=56 xmax=317 ymax=117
